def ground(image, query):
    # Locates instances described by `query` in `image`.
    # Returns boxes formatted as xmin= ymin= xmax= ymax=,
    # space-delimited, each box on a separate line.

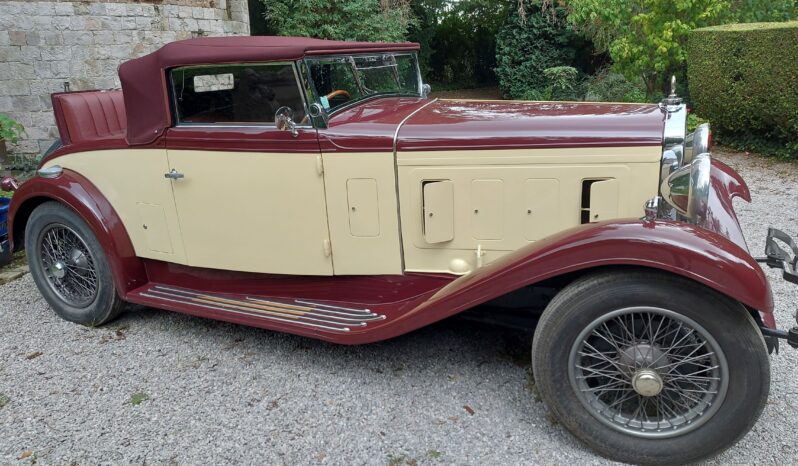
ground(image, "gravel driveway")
xmin=1 ymin=150 xmax=796 ymax=466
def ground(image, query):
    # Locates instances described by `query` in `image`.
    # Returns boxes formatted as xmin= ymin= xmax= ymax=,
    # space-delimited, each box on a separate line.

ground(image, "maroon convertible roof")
xmin=118 ymin=36 xmax=420 ymax=145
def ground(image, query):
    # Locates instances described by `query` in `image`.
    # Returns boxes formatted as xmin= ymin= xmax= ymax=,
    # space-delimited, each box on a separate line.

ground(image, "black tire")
xmin=25 ymin=201 xmax=124 ymax=326
xmin=531 ymin=270 xmax=770 ymax=465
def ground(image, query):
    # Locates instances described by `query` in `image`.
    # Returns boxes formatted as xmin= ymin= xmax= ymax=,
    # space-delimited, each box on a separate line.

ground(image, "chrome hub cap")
xmin=48 ymin=261 xmax=67 ymax=279
xmin=37 ymin=224 xmax=99 ymax=307
xmin=569 ymin=307 xmax=728 ymax=438
xmin=631 ymin=369 xmax=663 ymax=397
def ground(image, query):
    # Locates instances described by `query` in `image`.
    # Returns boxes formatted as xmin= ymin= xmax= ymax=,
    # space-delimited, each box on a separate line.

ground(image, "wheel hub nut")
xmin=49 ymin=261 xmax=67 ymax=279
xmin=632 ymin=369 xmax=663 ymax=397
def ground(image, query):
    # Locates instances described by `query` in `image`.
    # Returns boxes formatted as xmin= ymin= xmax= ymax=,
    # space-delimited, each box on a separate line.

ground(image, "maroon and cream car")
xmin=2 ymin=37 xmax=797 ymax=464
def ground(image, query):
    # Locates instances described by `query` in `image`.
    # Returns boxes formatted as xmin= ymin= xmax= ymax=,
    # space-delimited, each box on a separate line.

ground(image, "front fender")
xmin=352 ymin=219 xmax=773 ymax=344
xmin=700 ymin=159 xmax=751 ymax=250
xmin=9 ymin=169 xmax=147 ymax=296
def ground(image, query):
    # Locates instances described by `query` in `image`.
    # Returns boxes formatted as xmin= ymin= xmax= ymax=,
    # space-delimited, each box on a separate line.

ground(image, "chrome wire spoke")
xmin=569 ymin=307 xmax=728 ymax=438
xmin=36 ymin=224 xmax=99 ymax=307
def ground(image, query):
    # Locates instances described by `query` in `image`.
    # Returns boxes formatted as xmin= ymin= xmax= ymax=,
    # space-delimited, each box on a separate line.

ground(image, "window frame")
xmin=167 ymin=61 xmax=313 ymax=129
xmin=301 ymin=52 xmax=423 ymax=117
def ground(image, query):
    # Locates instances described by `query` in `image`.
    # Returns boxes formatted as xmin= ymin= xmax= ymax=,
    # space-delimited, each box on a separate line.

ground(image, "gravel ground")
xmin=1 ymin=150 xmax=797 ymax=466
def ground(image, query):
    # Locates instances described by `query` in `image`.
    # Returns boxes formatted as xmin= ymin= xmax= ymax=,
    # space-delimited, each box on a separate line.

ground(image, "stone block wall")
xmin=0 ymin=0 xmax=250 ymax=159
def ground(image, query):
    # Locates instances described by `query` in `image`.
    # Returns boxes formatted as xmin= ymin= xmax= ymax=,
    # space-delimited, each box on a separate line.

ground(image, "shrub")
xmin=584 ymin=70 xmax=647 ymax=103
xmin=687 ymin=21 xmax=798 ymax=159
xmin=260 ymin=0 xmax=413 ymax=42
xmin=0 ymin=114 xmax=26 ymax=145
xmin=687 ymin=113 xmax=710 ymax=133
xmin=543 ymin=66 xmax=581 ymax=101
xmin=495 ymin=2 xmax=580 ymax=100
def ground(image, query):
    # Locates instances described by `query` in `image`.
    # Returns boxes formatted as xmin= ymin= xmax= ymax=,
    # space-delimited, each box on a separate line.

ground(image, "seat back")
xmin=52 ymin=90 xmax=127 ymax=145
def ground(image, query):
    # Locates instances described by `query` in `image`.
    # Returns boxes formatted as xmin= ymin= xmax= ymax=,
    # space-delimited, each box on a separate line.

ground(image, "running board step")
xmin=138 ymin=285 xmax=386 ymax=332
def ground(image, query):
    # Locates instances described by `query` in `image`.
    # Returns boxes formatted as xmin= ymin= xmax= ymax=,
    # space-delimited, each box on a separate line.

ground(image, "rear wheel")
xmin=25 ymin=202 xmax=124 ymax=326
xmin=531 ymin=270 xmax=770 ymax=465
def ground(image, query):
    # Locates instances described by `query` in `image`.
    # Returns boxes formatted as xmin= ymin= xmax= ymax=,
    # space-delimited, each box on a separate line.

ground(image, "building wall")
xmin=0 ymin=0 xmax=250 ymax=159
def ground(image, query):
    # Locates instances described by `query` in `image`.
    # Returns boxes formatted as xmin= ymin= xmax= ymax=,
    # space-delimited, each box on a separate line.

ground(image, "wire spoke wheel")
xmin=568 ymin=306 xmax=728 ymax=438
xmin=36 ymin=223 xmax=99 ymax=308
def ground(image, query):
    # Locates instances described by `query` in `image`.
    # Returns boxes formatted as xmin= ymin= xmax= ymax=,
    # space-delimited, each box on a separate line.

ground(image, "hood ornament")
xmin=661 ymin=75 xmax=683 ymax=111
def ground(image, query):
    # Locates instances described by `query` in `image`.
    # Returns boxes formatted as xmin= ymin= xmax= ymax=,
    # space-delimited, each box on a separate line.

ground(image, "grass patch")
xmin=524 ymin=368 xmax=543 ymax=403
xmin=387 ymin=453 xmax=417 ymax=466
xmin=129 ymin=391 xmax=150 ymax=406
xmin=0 ymin=393 xmax=9 ymax=409
xmin=426 ymin=449 xmax=443 ymax=460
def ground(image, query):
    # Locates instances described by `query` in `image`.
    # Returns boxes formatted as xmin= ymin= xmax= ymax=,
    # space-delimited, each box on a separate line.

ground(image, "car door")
xmin=164 ymin=62 xmax=333 ymax=275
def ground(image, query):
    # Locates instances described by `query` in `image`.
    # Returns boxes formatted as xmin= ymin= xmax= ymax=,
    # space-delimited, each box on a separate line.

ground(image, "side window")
xmin=171 ymin=63 xmax=306 ymax=125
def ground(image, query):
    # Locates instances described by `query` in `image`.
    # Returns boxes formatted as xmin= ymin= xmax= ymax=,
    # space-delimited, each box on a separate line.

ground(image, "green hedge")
xmin=687 ymin=21 xmax=798 ymax=159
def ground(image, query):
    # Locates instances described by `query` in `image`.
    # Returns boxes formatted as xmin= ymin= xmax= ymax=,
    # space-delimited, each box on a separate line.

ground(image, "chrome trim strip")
xmin=140 ymin=292 xmax=351 ymax=332
xmin=393 ymin=98 xmax=438 ymax=154
xmin=293 ymin=299 xmax=372 ymax=314
xmin=392 ymin=97 xmax=439 ymax=273
xmin=145 ymin=288 xmax=365 ymax=328
xmin=149 ymin=286 xmax=385 ymax=324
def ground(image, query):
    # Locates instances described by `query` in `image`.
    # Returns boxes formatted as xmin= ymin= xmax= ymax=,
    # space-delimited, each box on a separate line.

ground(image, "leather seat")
xmin=52 ymin=90 xmax=127 ymax=145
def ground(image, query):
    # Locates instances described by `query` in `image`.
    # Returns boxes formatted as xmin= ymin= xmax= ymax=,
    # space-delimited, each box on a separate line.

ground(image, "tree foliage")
xmin=409 ymin=0 xmax=513 ymax=86
xmin=495 ymin=2 xmax=582 ymax=99
xmin=260 ymin=0 xmax=414 ymax=42
xmin=541 ymin=0 xmax=798 ymax=96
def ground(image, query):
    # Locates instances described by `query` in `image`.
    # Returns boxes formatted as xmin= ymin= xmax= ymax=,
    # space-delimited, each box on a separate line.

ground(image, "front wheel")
xmin=531 ymin=270 xmax=770 ymax=465
xmin=25 ymin=202 xmax=124 ymax=326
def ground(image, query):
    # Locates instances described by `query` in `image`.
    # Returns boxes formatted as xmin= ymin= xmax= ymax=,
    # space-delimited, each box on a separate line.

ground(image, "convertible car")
xmin=2 ymin=36 xmax=797 ymax=465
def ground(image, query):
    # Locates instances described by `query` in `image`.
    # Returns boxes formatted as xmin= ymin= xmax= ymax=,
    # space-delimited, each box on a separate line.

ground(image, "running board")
xmin=135 ymin=285 xmax=386 ymax=332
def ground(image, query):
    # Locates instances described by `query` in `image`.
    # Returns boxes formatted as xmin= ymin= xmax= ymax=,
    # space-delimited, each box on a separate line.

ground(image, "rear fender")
xmin=9 ymin=169 xmax=147 ymax=296
xmin=370 ymin=219 xmax=774 ymax=343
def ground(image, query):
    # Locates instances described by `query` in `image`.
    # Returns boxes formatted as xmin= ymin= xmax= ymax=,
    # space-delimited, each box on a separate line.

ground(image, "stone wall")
xmin=0 ymin=0 xmax=250 ymax=159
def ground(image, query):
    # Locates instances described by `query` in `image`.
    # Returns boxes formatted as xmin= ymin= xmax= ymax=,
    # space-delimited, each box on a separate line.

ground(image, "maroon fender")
xmin=698 ymin=159 xmax=752 ymax=250
xmin=9 ymin=169 xmax=147 ymax=296
xmin=344 ymin=219 xmax=774 ymax=344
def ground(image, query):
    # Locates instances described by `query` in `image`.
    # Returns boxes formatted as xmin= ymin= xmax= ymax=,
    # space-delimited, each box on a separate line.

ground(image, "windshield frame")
xmin=301 ymin=52 xmax=423 ymax=116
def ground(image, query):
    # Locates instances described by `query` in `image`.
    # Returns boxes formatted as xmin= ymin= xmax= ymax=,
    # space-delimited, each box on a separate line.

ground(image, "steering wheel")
xmin=325 ymin=89 xmax=352 ymax=100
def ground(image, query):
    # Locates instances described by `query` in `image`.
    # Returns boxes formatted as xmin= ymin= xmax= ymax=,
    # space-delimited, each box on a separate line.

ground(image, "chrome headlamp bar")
xmin=684 ymin=123 xmax=711 ymax=165
xmin=659 ymin=153 xmax=712 ymax=224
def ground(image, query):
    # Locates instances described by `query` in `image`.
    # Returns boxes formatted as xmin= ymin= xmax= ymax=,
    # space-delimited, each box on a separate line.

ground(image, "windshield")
xmin=305 ymin=53 xmax=421 ymax=113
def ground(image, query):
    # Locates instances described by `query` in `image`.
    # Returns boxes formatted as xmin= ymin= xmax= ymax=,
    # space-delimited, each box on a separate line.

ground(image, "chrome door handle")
xmin=165 ymin=169 xmax=184 ymax=180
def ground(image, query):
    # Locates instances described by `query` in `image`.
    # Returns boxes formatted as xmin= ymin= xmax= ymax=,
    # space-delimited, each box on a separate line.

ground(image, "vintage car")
xmin=1 ymin=36 xmax=797 ymax=464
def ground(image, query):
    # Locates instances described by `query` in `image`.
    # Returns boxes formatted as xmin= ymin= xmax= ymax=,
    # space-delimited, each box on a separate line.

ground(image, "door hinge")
xmin=323 ymin=238 xmax=331 ymax=257
xmin=316 ymin=155 xmax=324 ymax=176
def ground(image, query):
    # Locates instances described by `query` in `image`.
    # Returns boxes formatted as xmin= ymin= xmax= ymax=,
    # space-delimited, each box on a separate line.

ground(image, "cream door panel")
xmin=43 ymin=149 xmax=187 ymax=263
xmin=397 ymin=146 xmax=660 ymax=274
xmin=166 ymin=150 xmax=333 ymax=275
xmin=322 ymin=152 xmax=402 ymax=275
xmin=422 ymin=180 xmax=454 ymax=244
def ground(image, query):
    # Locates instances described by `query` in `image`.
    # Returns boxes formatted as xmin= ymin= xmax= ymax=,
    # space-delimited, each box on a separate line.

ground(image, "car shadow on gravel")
xmin=119 ymin=301 xmax=534 ymax=365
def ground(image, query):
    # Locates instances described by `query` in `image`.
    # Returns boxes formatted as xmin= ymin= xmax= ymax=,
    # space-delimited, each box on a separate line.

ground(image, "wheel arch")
xmin=9 ymin=170 xmax=147 ymax=297
xmin=528 ymin=264 xmax=767 ymax=324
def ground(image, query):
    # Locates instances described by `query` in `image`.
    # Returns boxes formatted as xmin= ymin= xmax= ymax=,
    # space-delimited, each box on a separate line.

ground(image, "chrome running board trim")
xmin=138 ymin=285 xmax=387 ymax=332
